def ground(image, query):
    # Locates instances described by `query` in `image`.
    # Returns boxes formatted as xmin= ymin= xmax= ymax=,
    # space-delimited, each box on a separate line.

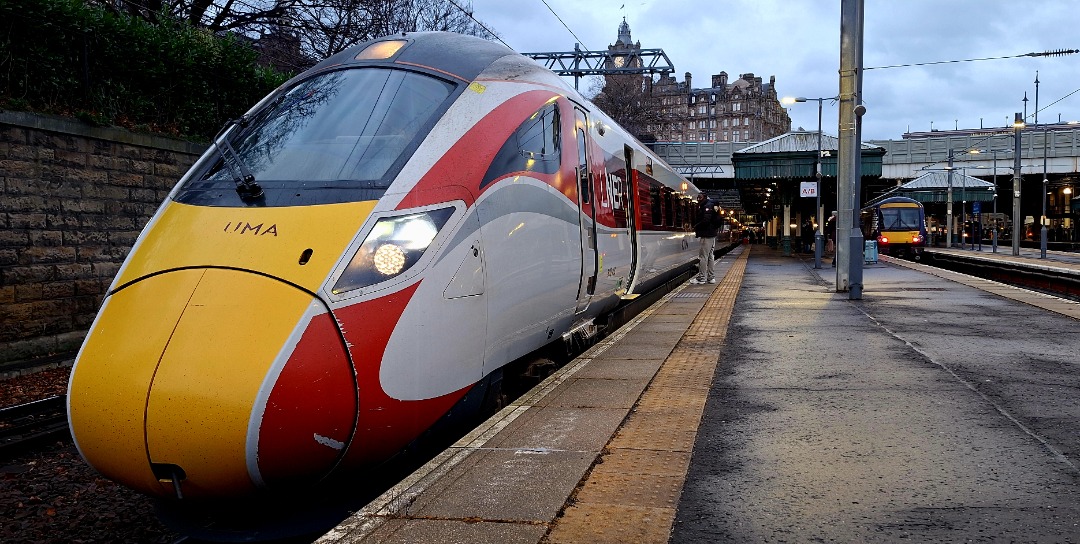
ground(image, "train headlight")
xmin=372 ymin=243 xmax=408 ymax=275
xmin=333 ymin=207 xmax=455 ymax=294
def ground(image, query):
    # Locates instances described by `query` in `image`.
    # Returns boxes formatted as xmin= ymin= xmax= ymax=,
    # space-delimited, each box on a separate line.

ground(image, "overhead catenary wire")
xmin=445 ymin=0 xmax=513 ymax=49
xmin=539 ymin=0 xmax=590 ymax=51
xmin=866 ymin=49 xmax=1079 ymax=70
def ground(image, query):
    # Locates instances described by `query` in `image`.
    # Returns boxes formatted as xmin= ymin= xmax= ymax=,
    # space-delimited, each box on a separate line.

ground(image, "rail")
xmin=0 ymin=395 xmax=70 ymax=459
xmin=923 ymin=251 xmax=1080 ymax=301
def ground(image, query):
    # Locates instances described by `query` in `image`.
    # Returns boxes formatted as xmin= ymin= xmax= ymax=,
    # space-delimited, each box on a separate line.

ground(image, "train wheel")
xmin=523 ymin=357 xmax=558 ymax=385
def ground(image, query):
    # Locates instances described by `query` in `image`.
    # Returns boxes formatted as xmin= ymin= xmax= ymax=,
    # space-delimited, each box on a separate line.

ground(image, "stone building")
xmin=603 ymin=20 xmax=791 ymax=143
xmin=648 ymin=70 xmax=791 ymax=143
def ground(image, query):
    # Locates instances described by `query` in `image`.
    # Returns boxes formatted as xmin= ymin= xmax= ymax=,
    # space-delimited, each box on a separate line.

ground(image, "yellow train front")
xmin=862 ymin=197 xmax=927 ymax=259
xmin=66 ymin=32 xmax=701 ymax=503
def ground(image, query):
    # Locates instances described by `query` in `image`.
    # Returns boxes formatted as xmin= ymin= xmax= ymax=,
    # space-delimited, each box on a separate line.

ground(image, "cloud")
xmin=469 ymin=0 xmax=1080 ymax=140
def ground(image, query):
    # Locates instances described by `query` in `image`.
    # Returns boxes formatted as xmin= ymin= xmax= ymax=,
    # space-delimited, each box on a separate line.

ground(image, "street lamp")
xmin=782 ymin=96 xmax=837 ymax=269
xmin=1012 ymin=113 xmax=1025 ymax=256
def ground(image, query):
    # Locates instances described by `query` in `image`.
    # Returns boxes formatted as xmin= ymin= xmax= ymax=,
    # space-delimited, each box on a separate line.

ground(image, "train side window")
xmin=481 ymin=103 xmax=561 ymax=188
xmin=660 ymin=186 xmax=669 ymax=225
xmin=649 ymin=186 xmax=662 ymax=227
xmin=577 ymin=127 xmax=590 ymax=204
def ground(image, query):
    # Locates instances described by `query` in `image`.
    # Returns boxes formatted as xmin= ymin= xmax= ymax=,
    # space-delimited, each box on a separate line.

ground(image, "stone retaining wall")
xmin=0 ymin=111 xmax=205 ymax=364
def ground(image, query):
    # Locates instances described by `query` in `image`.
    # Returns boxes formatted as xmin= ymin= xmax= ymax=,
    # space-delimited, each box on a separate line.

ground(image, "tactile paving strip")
xmin=545 ymin=248 xmax=748 ymax=543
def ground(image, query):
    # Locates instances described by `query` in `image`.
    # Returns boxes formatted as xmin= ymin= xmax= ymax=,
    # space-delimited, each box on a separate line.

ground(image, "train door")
xmin=623 ymin=145 xmax=638 ymax=290
xmin=574 ymin=107 xmax=599 ymax=315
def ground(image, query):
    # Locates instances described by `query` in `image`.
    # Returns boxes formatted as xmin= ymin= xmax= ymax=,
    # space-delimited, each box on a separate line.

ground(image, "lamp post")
xmin=946 ymin=152 xmax=954 ymax=248
xmin=783 ymin=96 xmax=837 ymax=269
xmin=1041 ymin=127 xmax=1049 ymax=258
xmin=983 ymin=148 xmax=1014 ymax=253
xmin=1067 ymin=186 xmax=1075 ymax=243
xmin=1012 ymin=113 xmax=1025 ymax=256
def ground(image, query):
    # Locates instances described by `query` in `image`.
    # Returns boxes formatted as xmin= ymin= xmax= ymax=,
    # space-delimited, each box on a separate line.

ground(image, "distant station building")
xmin=601 ymin=19 xmax=791 ymax=143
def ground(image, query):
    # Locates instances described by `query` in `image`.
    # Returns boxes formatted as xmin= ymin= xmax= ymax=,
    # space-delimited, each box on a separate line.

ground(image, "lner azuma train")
xmin=68 ymin=32 xmax=713 ymax=501
xmin=861 ymin=196 xmax=927 ymax=259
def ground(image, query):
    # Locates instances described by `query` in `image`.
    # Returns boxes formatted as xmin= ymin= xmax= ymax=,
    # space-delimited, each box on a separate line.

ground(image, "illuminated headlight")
xmin=372 ymin=244 xmax=407 ymax=275
xmin=333 ymin=207 xmax=455 ymax=294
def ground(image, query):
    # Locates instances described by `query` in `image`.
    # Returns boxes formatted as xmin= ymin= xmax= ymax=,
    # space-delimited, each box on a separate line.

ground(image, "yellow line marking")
xmin=545 ymin=249 xmax=748 ymax=543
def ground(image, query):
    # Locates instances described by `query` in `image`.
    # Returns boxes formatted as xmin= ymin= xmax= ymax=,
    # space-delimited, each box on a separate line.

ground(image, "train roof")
xmin=300 ymin=32 xmax=522 ymax=85
xmin=869 ymin=196 xmax=923 ymax=207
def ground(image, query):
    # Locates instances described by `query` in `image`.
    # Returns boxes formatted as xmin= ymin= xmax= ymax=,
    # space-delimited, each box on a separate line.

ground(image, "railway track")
xmin=923 ymin=251 xmax=1080 ymax=303
xmin=0 ymin=394 xmax=70 ymax=459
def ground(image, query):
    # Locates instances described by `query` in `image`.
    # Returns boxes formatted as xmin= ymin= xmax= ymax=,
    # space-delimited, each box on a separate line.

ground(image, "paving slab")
xmin=403 ymin=448 xmax=596 ymax=522
xmin=361 ymin=519 xmax=547 ymax=544
xmin=571 ymin=357 xmax=663 ymax=380
xmin=481 ymin=405 xmax=627 ymax=451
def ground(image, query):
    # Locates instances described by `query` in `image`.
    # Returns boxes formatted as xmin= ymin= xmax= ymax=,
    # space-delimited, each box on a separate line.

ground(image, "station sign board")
xmin=800 ymin=181 xmax=818 ymax=198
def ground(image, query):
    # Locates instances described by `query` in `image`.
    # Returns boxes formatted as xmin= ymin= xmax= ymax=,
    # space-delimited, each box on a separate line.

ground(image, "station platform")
xmin=317 ymin=243 xmax=1080 ymax=543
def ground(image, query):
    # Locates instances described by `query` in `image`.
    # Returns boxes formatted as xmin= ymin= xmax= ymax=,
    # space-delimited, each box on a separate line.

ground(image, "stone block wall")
xmin=0 ymin=111 xmax=205 ymax=364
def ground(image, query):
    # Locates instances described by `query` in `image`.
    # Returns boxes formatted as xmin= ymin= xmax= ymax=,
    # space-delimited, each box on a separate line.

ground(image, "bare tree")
xmin=90 ymin=0 xmax=294 ymax=32
xmin=590 ymin=73 xmax=666 ymax=142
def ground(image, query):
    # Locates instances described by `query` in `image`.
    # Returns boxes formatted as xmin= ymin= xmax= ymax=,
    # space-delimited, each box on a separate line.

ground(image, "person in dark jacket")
xmin=691 ymin=193 xmax=721 ymax=284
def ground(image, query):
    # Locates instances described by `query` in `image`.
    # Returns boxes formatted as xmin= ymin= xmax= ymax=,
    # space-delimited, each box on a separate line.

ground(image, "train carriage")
xmin=861 ymin=196 xmax=927 ymax=259
xmin=67 ymin=32 xmax=705 ymax=501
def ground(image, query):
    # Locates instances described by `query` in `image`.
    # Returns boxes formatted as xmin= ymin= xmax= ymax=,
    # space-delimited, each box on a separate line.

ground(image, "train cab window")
xmin=880 ymin=207 xmax=922 ymax=230
xmin=177 ymin=67 xmax=456 ymax=206
xmin=481 ymin=103 xmax=561 ymax=188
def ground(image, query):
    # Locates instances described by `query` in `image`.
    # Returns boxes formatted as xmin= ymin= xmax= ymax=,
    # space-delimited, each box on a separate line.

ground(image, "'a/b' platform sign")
xmin=800 ymin=181 xmax=818 ymax=198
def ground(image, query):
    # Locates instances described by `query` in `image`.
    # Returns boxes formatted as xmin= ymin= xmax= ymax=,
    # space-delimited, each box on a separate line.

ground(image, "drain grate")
xmin=674 ymin=292 xmax=710 ymax=298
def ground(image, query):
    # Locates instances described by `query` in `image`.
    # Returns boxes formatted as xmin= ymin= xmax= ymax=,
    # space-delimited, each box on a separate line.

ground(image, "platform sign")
xmin=800 ymin=181 xmax=818 ymax=198
xmin=972 ymin=201 xmax=981 ymax=215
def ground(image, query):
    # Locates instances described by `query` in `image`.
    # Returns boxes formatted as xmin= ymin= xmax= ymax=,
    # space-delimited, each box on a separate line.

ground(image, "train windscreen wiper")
xmin=210 ymin=126 xmax=263 ymax=201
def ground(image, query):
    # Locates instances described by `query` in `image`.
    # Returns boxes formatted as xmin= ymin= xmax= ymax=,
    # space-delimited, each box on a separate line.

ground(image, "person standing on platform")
xmin=826 ymin=211 xmax=837 ymax=266
xmin=691 ymin=193 xmax=721 ymax=284
xmin=801 ymin=219 xmax=815 ymax=253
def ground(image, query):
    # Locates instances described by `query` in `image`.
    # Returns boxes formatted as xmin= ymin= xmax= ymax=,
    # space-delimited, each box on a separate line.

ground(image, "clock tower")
xmin=607 ymin=17 xmax=642 ymax=71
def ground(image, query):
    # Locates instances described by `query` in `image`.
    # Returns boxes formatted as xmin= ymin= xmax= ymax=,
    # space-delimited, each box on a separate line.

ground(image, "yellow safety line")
xmin=544 ymin=249 xmax=749 ymax=543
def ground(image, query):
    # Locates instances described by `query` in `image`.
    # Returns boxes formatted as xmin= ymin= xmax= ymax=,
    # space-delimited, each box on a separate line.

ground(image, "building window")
xmin=733 ymin=132 xmax=739 ymax=142
xmin=744 ymin=130 xmax=749 ymax=140
xmin=732 ymin=117 xmax=739 ymax=126
xmin=722 ymin=119 xmax=729 ymax=128
xmin=733 ymin=102 xmax=742 ymax=112
xmin=722 ymin=131 xmax=728 ymax=141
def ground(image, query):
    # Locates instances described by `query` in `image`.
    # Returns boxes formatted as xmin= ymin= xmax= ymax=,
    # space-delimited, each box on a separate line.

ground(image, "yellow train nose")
xmin=69 ymin=267 xmax=344 ymax=499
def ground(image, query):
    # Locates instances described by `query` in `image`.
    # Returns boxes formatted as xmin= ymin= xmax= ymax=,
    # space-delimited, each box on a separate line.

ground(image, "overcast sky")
xmin=467 ymin=0 xmax=1080 ymax=141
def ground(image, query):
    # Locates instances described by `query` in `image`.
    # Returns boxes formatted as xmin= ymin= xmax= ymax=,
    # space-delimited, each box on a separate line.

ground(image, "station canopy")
xmin=868 ymin=171 xmax=996 ymax=205
xmin=732 ymin=131 xmax=886 ymax=180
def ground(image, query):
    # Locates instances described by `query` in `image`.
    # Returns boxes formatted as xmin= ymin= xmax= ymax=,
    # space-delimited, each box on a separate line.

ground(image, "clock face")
xmin=613 ymin=56 xmax=625 ymax=67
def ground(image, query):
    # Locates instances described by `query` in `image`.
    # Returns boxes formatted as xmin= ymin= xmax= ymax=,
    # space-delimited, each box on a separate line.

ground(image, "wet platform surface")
xmin=318 ymin=243 xmax=1080 ymax=543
